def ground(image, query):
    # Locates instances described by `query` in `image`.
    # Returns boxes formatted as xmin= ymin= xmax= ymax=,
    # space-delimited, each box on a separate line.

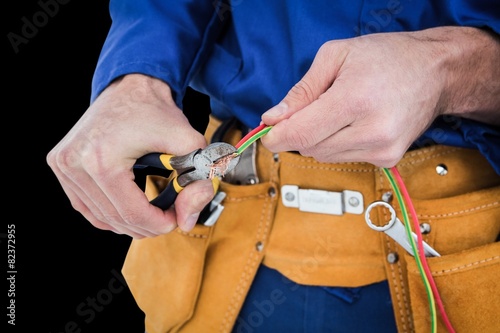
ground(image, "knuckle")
xmin=284 ymin=125 xmax=317 ymax=150
xmin=120 ymin=209 xmax=144 ymax=227
xmin=288 ymin=80 xmax=316 ymax=104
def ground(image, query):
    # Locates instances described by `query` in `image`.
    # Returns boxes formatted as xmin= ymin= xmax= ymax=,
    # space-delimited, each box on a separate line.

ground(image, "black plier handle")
xmin=133 ymin=142 xmax=240 ymax=210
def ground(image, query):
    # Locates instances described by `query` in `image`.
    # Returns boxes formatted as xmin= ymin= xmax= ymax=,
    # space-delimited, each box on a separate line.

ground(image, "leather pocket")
xmin=411 ymin=185 xmax=500 ymax=255
xmin=122 ymin=178 xmax=278 ymax=333
xmin=122 ymin=224 xmax=212 ymax=333
xmin=404 ymin=242 xmax=500 ymax=333
xmin=122 ymin=176 xmax=213 ymax=332
xmin=402 ymin=184 xmax=500 ymax=332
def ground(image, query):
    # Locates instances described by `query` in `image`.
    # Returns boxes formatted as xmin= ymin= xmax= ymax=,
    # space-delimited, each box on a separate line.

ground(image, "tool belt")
xmin=122 ymin=116 xmax=500 ymax=333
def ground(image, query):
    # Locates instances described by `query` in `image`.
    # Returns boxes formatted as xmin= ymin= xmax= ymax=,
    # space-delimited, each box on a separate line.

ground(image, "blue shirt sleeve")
xmin=90 ymin=0 xmax=225 ymax=107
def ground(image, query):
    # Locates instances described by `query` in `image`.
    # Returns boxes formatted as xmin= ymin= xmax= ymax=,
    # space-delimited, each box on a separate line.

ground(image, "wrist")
xmin=413 ymin=27 xmax=500 ymax=124
xmin=111 ymin=74 xmax=175 ymax=106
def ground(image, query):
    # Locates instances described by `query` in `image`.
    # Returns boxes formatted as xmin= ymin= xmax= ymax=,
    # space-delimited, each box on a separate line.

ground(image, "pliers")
xmin=133 ymin=142 xmax=240 ymax=210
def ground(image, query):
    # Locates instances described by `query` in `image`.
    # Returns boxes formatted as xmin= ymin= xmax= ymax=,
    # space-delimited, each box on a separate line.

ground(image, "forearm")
xmin=415 ymin=26 xmax=500 ymax=125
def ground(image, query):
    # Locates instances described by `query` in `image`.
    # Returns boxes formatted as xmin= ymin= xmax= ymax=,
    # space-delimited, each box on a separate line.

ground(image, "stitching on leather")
xmin=386 ymin=237 xmax=409 ymax=333
xmin=281 ymin=162 xmax=376 ymax=173
xmin=379 ymin=169 xmax=413 ymax=333
xmin=220 ymin=196 xmax=273 ymax=332
xmin=419 ymin=201 xmax=499 ymax=218
xmin=285 ymin=155 xmax=367 ymax=166
xmin=220 ymin=251 xmax=259 ymax=332
xmin=397 ymin=148 xmax=461 ymax=167
xmin=430 ymin=255 xmax=500 ymax=275
xmin=224 ymin=193 xmax=268 ymax=202
xmin=175 ymin=229 xmax=209 ymax=239
xmin=400 ymin=146 xmax=456 ymax=159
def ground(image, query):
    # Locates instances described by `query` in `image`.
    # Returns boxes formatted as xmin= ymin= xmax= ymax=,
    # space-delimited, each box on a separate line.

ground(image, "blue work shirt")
xmin=91 ymin=0 xmax=500 ymax=173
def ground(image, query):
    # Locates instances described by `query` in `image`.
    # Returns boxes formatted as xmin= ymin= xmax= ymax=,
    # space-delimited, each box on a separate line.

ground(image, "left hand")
xmin=261 ymin=27 xmax=500 ymax=167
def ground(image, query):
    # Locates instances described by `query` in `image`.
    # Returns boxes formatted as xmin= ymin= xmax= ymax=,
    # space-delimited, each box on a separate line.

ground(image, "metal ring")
xmin=364 ymin=200 xmax=396 ymax=231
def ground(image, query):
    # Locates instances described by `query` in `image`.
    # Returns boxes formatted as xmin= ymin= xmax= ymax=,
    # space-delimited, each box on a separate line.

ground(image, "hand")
xmin=46 ymin=74 xmax=214 ymax=238
xmin=261 ymin=26 xmax=500 ymax=167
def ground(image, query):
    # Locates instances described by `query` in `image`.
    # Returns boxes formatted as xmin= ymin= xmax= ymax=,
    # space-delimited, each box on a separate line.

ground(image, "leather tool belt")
xmin=122 ymin=116 xmax=500 ymax=333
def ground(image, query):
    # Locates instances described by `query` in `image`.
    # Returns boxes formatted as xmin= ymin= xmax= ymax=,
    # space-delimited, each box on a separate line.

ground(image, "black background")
xmin=6 ymin=1 xmax=209 ymax=332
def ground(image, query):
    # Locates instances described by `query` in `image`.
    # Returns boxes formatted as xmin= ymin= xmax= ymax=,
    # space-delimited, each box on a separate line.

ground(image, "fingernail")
xmin=182 ymin=213 xmax=199 ymax=231
xmin=263 ymin=102 xmax=288 ymax=117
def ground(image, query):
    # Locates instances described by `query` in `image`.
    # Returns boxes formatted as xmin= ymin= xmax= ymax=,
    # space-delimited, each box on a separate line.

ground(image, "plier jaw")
xmin=133 ymin=142 xmax=240 ymax=210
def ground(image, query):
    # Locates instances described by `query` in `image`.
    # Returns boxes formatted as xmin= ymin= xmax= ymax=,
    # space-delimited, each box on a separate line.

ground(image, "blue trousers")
xmin=232 ymin=265 xmax=397 ymax=333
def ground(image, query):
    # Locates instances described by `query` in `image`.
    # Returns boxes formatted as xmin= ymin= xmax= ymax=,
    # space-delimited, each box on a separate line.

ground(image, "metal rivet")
xmin=273 ymin=153 xmax=279 ymax=162
xmin=284 ymin=192 xmax=295 ymax=202
xmin=436 ymin=164 xmax=448 ymax=176
xmin=255 ymin=241 xmax=264 ymax=252
xmin=387 ymin=252 xmax=399 ymax=264
xmin=245 ymin=176 xmax=257 ymax=185
xmin=420 ymin=223 xmax=431 ymax=234
xmin=382 ymin=191 xmax=393 ymax=203
xmin=268 ymin=187 xmax=277 ymax=197
xmin=348 ymin=196 xmax=360 ymax=207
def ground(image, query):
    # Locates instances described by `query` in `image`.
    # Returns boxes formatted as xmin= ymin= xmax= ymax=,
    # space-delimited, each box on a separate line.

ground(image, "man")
xmin=47 ymin=1 xmax=500 ymax=332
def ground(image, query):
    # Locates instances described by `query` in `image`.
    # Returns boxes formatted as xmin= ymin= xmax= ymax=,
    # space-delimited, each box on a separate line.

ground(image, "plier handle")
xmin=133 ymin=142 xmax=240 ymax=210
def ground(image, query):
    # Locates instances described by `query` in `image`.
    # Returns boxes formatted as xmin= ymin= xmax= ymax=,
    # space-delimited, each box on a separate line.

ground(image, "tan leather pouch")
xmin=121 ymin=176 xmax=213 ymax=332
xmin=379 ymin=147 xmax=500 ymax=333
xmin=402 ymin=185 xmax=500 ymax=333
xmin=405 ymin=242 xmax=500 ymax=333
xmin=122 ymin=176 xmax=279 ymax=333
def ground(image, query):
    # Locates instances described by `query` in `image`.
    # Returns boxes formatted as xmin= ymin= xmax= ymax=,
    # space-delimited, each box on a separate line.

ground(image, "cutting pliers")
xmin=133 ymin=142 xmax=240 ymax=210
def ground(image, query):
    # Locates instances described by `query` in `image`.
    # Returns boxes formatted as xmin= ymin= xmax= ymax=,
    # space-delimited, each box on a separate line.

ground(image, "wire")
xmin=382 ymin=168 xmax=438 ymax=333
xmin=388 ymin=167 xmax=455 ymax=333
xmin=234 ymin=124 xmax=273 ymax=155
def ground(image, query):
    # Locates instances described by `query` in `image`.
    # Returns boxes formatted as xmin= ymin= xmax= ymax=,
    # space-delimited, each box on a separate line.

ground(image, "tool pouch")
xmin=405 ymin=242 xmax=500 ymax=333
xmin=121 ymin=176 xmax=212 ymax=332
xmin=380 ymin=147 xmax=500 ymax=333
xmin=122 ymin=175 xmax=279 ymax=333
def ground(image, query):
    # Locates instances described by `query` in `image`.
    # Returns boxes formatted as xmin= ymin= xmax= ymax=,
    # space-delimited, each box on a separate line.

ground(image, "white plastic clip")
xmin=199 ymin=191 xmax=226 ymax=226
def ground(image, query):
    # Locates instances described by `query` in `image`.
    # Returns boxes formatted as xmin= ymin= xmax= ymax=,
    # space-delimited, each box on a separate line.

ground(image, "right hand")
xmin=46 ymin=74 xmax=215 ymax=238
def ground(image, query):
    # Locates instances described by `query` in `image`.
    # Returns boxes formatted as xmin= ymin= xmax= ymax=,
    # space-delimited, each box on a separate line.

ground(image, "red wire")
xmin=235 ymin=123 xmax=268 ymax=149
xmin=390 ymin=167 xmax=455 ymax=333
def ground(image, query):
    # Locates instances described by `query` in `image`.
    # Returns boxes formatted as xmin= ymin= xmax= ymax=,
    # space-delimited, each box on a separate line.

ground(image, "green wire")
xmin=382 ymin=168 xmax=437 ymax=333
xmin=236 ymin=126 xmax=273 ymax=155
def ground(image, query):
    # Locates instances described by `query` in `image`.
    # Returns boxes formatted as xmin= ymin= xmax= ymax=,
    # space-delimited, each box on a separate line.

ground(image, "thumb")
xmin=262 ymin=42 xmax=347 ymax=125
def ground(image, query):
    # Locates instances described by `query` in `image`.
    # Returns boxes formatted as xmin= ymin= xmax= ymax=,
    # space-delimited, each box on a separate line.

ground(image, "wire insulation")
xmin=235 ymin=124 xmax=272 ymax=154
xmin=388 ymin=167 xmax=455 ymax=333
xmin=382 ymin=168 xmax=438 ymax=333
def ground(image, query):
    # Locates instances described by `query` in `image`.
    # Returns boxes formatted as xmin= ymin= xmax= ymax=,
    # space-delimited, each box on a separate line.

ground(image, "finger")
xmin=261 ymin=41 xmax=348 ymax=125
xmin=59 ymin=166 xmax=159 ymax=238
xmin=174 ymin=179 xmax=218 ymax=232
xmin=262 ymin=83 xmax=354 ymax=153
xmin=300 ymin=124 xmax=408 ymax=167
xmin=52 ymin=145 xmax=163 ymax=238
xmin=95 ymin=169 xmax=179 ymax=235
